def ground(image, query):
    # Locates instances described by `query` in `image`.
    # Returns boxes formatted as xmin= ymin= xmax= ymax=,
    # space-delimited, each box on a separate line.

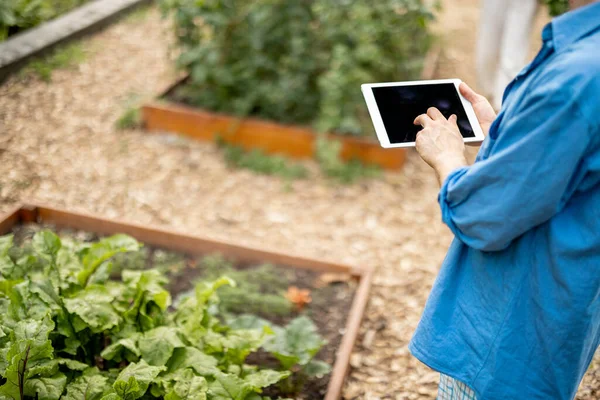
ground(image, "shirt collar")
xmin=548 ymin=1 xmax=600 ymax=51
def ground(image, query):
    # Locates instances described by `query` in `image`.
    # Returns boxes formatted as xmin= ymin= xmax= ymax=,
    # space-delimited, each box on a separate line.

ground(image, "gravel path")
xmin=0 ymin=2 xmax=598 ymax=399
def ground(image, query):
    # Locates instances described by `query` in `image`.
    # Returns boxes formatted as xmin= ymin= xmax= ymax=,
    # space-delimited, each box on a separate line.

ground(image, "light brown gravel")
xmin=0 ymin=2 xmax=598 ymax=399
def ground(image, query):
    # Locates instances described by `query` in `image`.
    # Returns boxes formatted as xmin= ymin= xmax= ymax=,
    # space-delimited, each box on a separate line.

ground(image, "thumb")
xmin=459 ymin=82 xmax=481 ymax=104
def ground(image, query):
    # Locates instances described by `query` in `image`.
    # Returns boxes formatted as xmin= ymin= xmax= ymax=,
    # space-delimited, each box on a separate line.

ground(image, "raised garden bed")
xmin=0 ymin=204 xmax=373 ymax=399
xmin=141 ymin=47 xmax=441 ymax=171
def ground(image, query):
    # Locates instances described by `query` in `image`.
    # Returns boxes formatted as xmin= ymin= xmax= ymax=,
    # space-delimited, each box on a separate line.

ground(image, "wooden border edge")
xmin=33 ymin=203 xmax=359 ymax=275
xmin=0 ymin=205 xmax=25 ymax=235
xmin=325 ymin=265 xmax=374 ymax=400
xmin=141 ymin=101 xmax=406 ymax=170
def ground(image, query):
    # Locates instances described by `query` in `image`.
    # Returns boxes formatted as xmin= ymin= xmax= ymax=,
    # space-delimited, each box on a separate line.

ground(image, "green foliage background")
xmin=161 ymin=0 xmax=435 ymax=136
xmin=0 ymin=0 xmax=88 ymax=41
xmin=542 ymin=0 xmax=569 ymax=16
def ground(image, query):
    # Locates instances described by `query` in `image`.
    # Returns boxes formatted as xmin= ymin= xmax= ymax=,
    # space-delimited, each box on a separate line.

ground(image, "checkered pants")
xmin=437 ymin=374 xmax=478 ymax=400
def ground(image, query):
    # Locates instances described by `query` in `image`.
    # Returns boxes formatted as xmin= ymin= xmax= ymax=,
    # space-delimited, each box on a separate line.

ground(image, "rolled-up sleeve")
xmin=439 ymin=84 xmax=593 ymax=252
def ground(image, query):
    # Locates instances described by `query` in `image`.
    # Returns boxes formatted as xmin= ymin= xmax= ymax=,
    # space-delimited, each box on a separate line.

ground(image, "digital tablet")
xmin=361 ymin=79 xmax=485 ymax=148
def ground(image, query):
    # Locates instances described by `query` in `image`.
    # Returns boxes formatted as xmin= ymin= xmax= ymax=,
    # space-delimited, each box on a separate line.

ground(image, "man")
xmin=410 ymin=1 xmax=600 ymax=399
xmin=477 ymin=0 xmax=539 ymax=110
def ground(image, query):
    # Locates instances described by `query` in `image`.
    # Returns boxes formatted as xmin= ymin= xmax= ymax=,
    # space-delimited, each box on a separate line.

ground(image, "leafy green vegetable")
xmin=0 ymin=230 xmax=328 ymax=398
xmin=162 ymin=369 xmax=208 ymax=400
xmin=78 ymin=234 xmax=141 ymax=287
xmin=165 ymin=347 xmax=219 ymax=377
xmin=100 ymin=334 xmax=141 ymax=363
xmin=244 ymin=370 xmax=292 ymax=391
xmin=112 ymin=360 xmax=165 ymax=399
xmin=32 ymin=231 xmax=61 ymax=259
xmin=63 ymin=285 xmax=120 ymax=333
xmin=227 ymin=315 xmax=273 ymax=332
xmin=26 ymin=358 xmax=88 ymax=377
xmin=138 ymin=327 xmax=185 ymax=366
xmin=122 ymin=270 xmax=171 ymax=332
xmin=207 ymin=370 xmax=290 ymax=400
xmin=0 ymin=317 xmax=55 ymax=399
xmin=63 ymin=368 xmax=111 ymax=400
xmin=302 ymin=360 xmax=332 ymax=378
xmin=24 ymin=373 xmax=67 ymax=400
xmin=0 ymin=235 xmax=13 ymax=255
xmin=264 ymin=316 xmax=328 ymax=371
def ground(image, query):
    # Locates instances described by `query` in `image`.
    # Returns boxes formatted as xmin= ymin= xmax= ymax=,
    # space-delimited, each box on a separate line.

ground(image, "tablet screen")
xmin=372 ymin=83 xmax=475 ymax=144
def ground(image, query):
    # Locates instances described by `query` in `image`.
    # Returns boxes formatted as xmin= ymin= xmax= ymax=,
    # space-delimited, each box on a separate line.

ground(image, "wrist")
xmin=434 ymin=154 xmax=467 ymax=170
xmin=433 ymin=155 xmax=468 ymax=185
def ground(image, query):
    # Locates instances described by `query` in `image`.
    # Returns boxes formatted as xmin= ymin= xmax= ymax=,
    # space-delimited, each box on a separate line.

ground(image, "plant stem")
xmin=19 ymin=344 xmax=31 ymax=400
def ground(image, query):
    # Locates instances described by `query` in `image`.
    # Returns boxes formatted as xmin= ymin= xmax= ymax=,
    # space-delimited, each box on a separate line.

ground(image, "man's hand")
xmin=459 ymin=82 xmax=497 ymax=137
xmin=414 ymin=107 xmax=468 ymax=185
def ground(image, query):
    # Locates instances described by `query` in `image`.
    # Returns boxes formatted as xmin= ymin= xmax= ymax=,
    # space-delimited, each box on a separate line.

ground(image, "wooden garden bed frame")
xmin=141 ymin=47 xmax=441 ymax=170
xmin=0 ymin=204 xmax=374 ymax=400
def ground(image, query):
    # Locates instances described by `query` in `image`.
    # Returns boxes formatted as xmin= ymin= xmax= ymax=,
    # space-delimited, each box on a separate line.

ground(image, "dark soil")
xmin=9 ymin=223 xmax=357 ymax=400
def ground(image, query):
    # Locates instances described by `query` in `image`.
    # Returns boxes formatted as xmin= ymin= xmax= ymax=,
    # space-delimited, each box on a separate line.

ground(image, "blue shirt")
xmin=409 ymin=3 xmax=600 ymax=399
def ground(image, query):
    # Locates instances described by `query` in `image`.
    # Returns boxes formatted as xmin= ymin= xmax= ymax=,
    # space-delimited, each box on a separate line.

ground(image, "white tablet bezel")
xmin=361 ymin=78 xmax=485 ymax=148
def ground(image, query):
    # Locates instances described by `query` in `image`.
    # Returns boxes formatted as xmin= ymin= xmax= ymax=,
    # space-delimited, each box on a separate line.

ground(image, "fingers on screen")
xmin=427 ymin=107 xmax=444 ymax=120
xmin=449 ymin=114 xmax=458 ymax=126
xmin=414 ymin=114 xmax=432 ymax=127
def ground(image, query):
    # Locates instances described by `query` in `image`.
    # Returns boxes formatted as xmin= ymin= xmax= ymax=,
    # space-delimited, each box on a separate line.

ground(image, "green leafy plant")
xmin=230 ymin=315 xmax=331 ymax=392
xmin=0 ymin=0 xmax=88 ymax=41
xmin=116 ymin=106 xmax=141 ymax=130
xmin=23 ymin=42 xmax=86 ymax=82
xmin=161 ymin=0 xmax=434 ymax=136
xmin=216 ymin=134 xmax=380 ymax=184
xmin=217 ymin=139 xmax=308 ymax=181
xmin=116 ymin=93 xmax=144 ymax=130
xmin=0 ymin=231 xmax=329 ymax=399
xmin=315 ymin=135 xmax=381 ymax=184
xmin=265 ymin=317 xmax=329 ymax=372
xmin=197 ymin=255 xmax=294 ymax=318
xmin=542 ymin=0 xmax=569 ymax=16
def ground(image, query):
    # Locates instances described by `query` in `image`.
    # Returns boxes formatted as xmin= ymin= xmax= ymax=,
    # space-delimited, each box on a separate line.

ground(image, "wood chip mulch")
xmin=0 ymin=3 xmax=598 ymax=399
